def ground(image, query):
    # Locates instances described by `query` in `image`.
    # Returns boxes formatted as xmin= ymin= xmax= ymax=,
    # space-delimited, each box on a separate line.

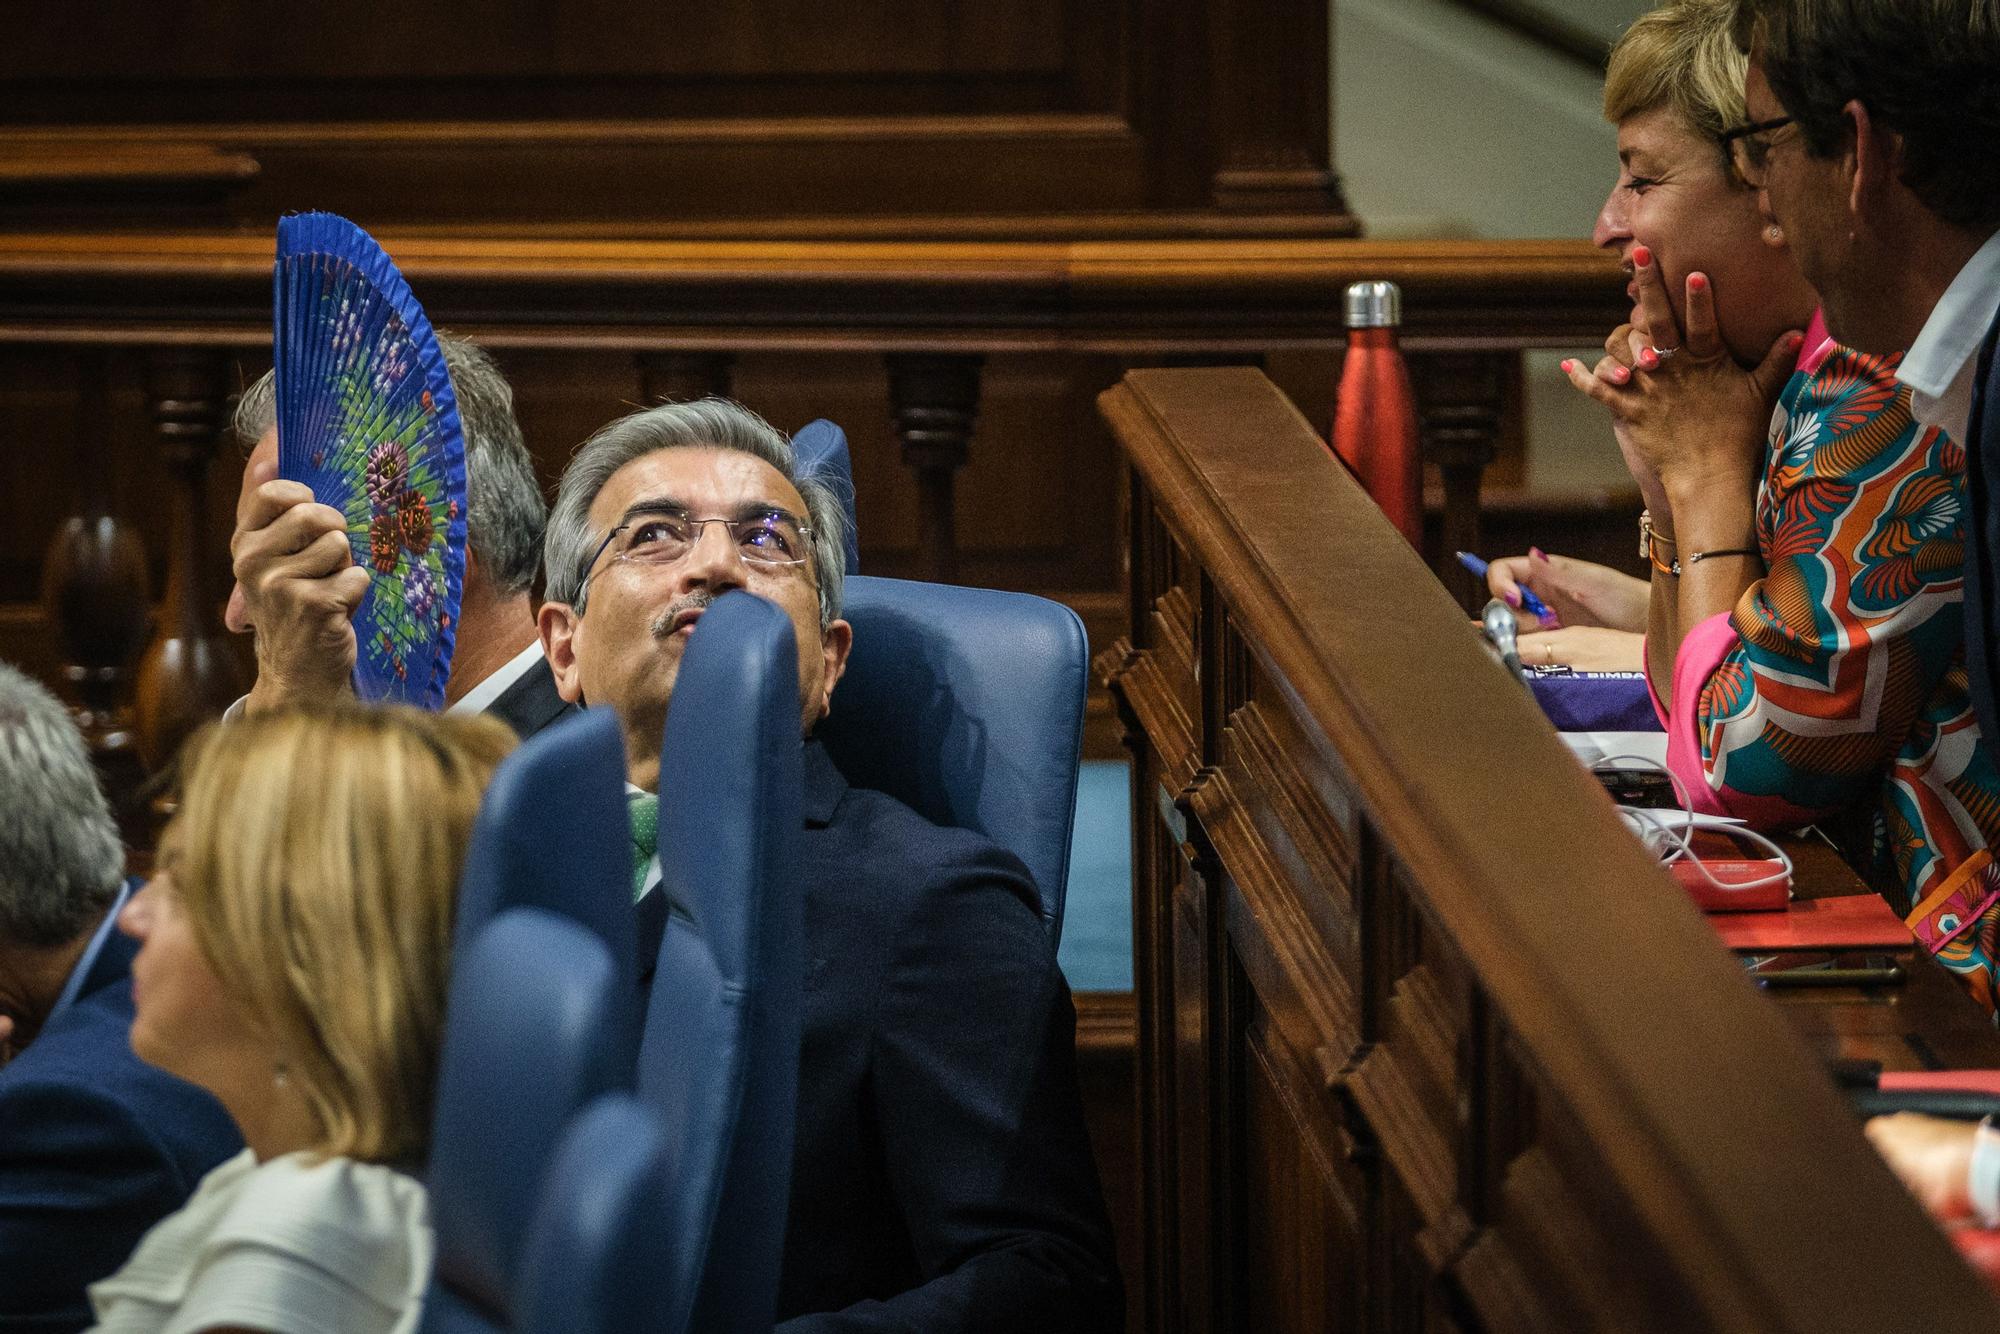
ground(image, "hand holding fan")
xmin=273 ymin=212 xmax=467 ymax=709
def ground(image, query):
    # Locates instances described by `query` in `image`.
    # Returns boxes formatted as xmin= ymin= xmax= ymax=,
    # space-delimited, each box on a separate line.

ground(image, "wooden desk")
xmin=1099 ymin=365 xmax=2000 ymax=1334
xmin=1714 ymin=838 xmax=2000 ymax=1076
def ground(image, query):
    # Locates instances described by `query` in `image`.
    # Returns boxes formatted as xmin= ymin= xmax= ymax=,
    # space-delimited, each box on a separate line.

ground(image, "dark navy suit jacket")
xmin=636 ymin=740 xmax=1122 ymax=1333
xmin=1963 ymin=310 xmax=2000 ymax=748
xmin=0 ymin=928 xmax=241 ymax=1333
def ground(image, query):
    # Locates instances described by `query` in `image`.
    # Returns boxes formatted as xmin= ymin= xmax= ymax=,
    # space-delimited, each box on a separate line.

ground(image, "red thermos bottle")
xmin=1332 ymin=280 xmax=1423 ymax=549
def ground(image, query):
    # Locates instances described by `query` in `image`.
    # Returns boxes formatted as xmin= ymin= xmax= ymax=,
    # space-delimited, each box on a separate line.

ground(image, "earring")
xmin=1765 ymin=224 xmax=1785 ymax=243
xmin=273 ymin=1060 xmax=290 ymax=1089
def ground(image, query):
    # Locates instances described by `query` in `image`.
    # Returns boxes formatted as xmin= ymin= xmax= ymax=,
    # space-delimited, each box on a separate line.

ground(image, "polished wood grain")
xmin=1099 ymin=364 xmax=2000 ymax=1333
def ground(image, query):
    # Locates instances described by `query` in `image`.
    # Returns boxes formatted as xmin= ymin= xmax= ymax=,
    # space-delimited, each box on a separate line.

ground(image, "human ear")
xmin=537 ymin=602 xmax=586 ymax=704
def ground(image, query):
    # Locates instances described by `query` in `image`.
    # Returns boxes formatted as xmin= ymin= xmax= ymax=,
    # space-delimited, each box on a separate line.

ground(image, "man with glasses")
xmin=536 ymin=399 xmax=1121 ymax=1332
xmin=1732 ymin=0 xmax=2000 ymax=739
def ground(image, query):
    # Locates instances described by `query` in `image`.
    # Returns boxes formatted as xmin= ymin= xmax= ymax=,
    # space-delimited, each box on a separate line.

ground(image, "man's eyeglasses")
xmin=574 ymin=510 xmax=812 ymax=612
xmin=1720 ymin=115 xmax=1796 ymax=184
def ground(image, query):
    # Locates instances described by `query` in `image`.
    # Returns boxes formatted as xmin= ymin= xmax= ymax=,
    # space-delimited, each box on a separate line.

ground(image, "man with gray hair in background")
xmin=0 ymin=662 xmax=239 ymax=1331
xmin=225 ymin=333 xmax=572 ymax=734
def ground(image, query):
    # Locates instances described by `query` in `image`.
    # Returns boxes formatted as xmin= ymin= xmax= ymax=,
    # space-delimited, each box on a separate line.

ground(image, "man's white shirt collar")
xmin=447 ymin=639 xmax=547 ymax=717
xmin=1898 ymin=227 xmax=2000 ymax=444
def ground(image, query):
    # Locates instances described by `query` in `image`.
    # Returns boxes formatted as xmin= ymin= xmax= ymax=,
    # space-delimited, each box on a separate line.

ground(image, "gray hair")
xmin=543 ymin=398 xmax=847 ymax=627
xmin=0 ymin=662 xmax=123 ymax=948
xmin=234 ymin=333 xmax=548 ymax=598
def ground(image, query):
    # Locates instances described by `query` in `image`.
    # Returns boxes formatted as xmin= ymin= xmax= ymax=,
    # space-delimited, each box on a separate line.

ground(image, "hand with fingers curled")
xmin=1562 ymin=247 xmax=1802 ymax=509
xmin=1485 ymin=549 xmax=1649 ymax=634
xmin=229 ymin=458 xmax=370 ymax=713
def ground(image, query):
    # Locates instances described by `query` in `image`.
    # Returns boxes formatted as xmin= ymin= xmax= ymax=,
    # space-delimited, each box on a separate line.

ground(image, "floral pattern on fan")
xmin=273 ymin=212 xmax=467 ymax=709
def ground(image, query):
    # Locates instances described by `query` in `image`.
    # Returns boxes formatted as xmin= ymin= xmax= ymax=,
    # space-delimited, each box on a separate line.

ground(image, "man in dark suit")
xmin=536 ymin=399 xmax=1122 ymax=1331
xmin=1735 ymin=0 xmax=2000 ymax=733
xmin=224 ymin=334 xmax=573 ymax=734
xmin=0 ymin=663 xmax=240 ymax=1333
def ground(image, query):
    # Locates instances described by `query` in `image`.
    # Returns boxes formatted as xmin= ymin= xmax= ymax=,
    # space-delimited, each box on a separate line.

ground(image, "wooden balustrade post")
xmin=1410 ymin=352 xmax=1507 ymax=612
xmin=886 ymin=352 xmax=982 ymax=584
xmin=132 ymin=348 xmax=246 ymax=779
xmin=39 ymin=350 xmax=153 ymax=841
xmin=637 ymin=350 xmax=735 ymax=405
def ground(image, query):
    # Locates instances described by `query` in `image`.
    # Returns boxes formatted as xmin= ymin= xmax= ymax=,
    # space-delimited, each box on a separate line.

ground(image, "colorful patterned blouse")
xmin=1654 ymin=311 xmax=2000 ymax=1013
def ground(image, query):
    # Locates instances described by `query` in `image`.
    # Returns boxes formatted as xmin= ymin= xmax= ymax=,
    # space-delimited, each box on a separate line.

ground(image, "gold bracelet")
xmin=1686 ymin=546 xmax=1759 ymax=566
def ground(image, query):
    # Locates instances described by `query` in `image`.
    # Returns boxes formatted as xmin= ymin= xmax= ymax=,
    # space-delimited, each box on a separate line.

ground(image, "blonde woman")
xmin=86 ymin=706 xmax=514 ymax=1333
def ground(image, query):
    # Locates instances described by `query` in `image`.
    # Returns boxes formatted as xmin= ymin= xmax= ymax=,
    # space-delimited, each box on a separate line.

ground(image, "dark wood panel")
xmin=1100 ymin=365 xmax=2000 ymax=1332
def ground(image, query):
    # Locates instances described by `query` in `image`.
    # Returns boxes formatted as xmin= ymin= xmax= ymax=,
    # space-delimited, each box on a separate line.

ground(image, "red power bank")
xmin=1668 ymin=858 xmax=1791 ymax=912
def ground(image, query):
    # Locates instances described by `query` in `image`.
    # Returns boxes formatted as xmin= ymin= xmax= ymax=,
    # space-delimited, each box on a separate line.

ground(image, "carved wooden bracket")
xmin=886 ymin=352 xmax=982 ymax=584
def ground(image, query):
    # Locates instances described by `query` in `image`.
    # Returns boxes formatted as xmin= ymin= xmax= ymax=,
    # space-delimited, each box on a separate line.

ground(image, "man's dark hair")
xmin=1737 ymin=0 xmax=2000 ymax=231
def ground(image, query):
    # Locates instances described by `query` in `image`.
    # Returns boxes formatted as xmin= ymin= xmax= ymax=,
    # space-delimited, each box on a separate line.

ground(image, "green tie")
xmin=628 ymin=791 xmax=659 ymax=901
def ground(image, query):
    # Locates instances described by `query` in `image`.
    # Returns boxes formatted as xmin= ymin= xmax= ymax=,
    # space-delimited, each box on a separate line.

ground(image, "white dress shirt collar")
xmin=1897 ymin=227 xmax=2000 ymax=444
xmin=446 ymin=640 xmax=547 ymax=717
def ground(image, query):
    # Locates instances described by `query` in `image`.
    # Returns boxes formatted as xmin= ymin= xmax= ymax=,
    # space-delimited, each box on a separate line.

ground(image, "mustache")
xmin=649 ymin=589 xmax=716 ymax=639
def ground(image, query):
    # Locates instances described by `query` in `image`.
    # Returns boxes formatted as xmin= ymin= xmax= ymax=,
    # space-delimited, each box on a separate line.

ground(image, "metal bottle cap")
xmin=1345 ymin=280 xmax=1402 ymax=329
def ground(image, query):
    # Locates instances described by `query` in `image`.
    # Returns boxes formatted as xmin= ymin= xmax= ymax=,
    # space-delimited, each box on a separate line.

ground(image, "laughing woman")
xmin=86 ymin=707 xmax=513 ymax=1333
xmin=1500 ymin=0 xmax=2000 ymax=1010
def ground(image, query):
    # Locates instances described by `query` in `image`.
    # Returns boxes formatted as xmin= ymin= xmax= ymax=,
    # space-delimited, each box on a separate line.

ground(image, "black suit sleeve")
xmin=0 ymin=1078 xmax=190 ymax=1332
xmin=777 ymin=841 xmax=1122 ymax=1334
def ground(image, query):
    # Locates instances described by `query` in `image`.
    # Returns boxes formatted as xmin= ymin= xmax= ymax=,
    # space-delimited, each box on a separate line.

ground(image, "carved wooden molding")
xmin=1100 ymin=364 xmax=2000 ymax=1331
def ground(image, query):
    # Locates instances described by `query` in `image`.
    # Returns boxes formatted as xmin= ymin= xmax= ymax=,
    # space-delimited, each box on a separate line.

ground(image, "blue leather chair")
xmin=793 ymin=417 xmax=859 ymax=575
xmin=512 ymin=1094 xmax=677 ymax=1334
xmin=424 ymin=909 xmax=632 ymax=1333
xmin=450 ymin=707 xmax=637 ymax=1014
xmin=640 ymin=590 xmax=805 ymax=1334
xmin=816 ymin=574 xmax=1088 ymax=944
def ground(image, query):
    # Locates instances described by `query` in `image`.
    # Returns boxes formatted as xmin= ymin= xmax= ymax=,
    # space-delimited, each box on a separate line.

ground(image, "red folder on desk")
xmin=1878 ymin=1070 xmax=2000 ymax=1097
xmin=1708 ymin=894 xmax=1913 ymax=951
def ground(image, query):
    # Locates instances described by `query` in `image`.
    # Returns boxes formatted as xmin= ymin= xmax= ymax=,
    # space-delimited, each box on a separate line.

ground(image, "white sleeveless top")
xmin=86 ymin=1148 xmax=432 ymax=1334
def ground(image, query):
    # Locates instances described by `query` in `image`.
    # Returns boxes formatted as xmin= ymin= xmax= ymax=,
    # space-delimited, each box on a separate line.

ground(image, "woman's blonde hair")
xmin=163 ymin=705 xmax=515 ymax=1165
xmin=1602 ymin=0 xmax=1749 ymax=148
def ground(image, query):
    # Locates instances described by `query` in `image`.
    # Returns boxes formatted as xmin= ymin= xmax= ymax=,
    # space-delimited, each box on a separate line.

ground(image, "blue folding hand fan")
xmin=273 ymin=212 xmax=467 ymax=709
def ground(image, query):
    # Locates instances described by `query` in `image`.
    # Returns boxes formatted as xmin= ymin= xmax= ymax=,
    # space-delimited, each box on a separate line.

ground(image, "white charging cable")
xmin=1594 ymin=752 xmax=1795 ymax=895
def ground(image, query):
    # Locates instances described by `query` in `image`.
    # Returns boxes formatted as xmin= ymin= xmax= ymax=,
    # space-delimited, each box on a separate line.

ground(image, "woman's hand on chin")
xmin=1562 ymin=252 xmax=1802 ymax=504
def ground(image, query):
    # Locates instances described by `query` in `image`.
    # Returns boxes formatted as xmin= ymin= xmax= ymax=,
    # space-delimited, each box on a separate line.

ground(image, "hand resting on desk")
xmin=1515 ymin=626 xmax=1645 ymax=672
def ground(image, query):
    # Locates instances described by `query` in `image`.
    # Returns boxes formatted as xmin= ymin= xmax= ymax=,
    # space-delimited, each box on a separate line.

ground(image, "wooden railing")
xmin=1096 ymin=364 xmax=2000 ymax=1333
xmin=0 ymin=231 xmax=1626 ymax=822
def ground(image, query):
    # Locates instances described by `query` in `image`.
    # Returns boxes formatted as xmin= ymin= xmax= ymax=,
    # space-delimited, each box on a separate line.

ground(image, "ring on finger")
xmin=1647 ymin=345 xmax=1679 ymax=361
xmin=1543 ymin=642 xmax=1555 ymax=666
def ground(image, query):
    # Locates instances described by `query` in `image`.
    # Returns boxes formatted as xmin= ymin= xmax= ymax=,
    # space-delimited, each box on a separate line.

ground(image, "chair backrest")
xmin=792 ymin=417 xmax=859 ymax=575
xmin=815 ymin=574 xmax=1088 ymax=943
xmin=639 ymin=590 xmax=805 ymax=1334
xmin=450 ymin=707 xmax=637 ymax=1009
xmin=424 ymin=909 xmax=631 ymax=1333
xmin=512 ymin=1094 xmax=678 ymax=1334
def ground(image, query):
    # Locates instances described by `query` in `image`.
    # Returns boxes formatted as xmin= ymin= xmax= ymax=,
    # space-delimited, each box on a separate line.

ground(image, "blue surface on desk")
xmin=1057 ymin=760 xmax=1135 ymax=993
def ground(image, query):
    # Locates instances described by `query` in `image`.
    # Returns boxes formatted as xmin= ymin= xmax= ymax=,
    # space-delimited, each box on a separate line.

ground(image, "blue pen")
xmin=1455 ymin=551 xmax=1554 ymax=621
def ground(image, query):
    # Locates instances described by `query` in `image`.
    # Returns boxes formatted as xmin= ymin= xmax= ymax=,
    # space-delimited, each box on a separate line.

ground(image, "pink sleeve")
xmin=1645 ymin=614 xmax=1815 ymax=826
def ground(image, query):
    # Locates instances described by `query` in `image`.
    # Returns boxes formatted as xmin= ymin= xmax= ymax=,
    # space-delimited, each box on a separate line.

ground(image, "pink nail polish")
xmin=1633 ymin=245 xmax=1652 ymax=268
xmin=1530 ymin=547 xmax=1549 ymax=562
xmin=1688 ymin=272 xmax=1709 ymax=292
xmin=1614 ymin=365 xmax=1632 ymax=382
xmin=1505 ymin=590 xmax=1521 ymax=608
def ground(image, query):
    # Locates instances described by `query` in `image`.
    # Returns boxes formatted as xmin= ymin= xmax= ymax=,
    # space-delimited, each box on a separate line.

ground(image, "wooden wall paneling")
xmin=132 ymin=347 xmax=246 ymax=776
xmin=884 ymin=352 xmax=981 ymax=584
xmin=1409 ymin=351 xmax=1510 ymax=611
xmin=1099 ymin=363 xmax=2000 ymax=1333
xmin=637 ymin=349 xmax=734 ymax=405
xmin=35 ymin=349 xmax=153 ymax=841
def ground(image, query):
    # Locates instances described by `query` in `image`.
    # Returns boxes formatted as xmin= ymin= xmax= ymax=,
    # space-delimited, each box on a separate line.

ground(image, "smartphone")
xmin=1594 ymin=766 xmax=1678 ymax=810
xmin=1742 ymin=951 xmax=1906 ymax=987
